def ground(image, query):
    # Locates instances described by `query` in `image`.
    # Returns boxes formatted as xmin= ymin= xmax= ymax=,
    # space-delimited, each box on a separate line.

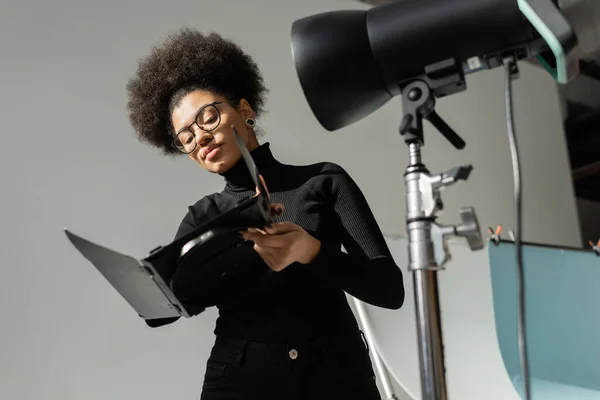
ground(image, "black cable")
xmin=503 ymin=56 xmax=531 ymax=400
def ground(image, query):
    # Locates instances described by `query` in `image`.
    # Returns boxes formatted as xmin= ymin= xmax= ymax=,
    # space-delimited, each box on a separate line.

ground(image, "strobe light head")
xmin=291 ymin=0 xmax=581 ymax=131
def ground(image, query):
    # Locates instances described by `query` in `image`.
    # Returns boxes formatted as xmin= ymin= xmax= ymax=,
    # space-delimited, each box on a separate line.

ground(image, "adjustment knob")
xmin=441 ymin=165 xmax=473 ymax=186
xmin=456 ymin=207 xmax=484 ymax=250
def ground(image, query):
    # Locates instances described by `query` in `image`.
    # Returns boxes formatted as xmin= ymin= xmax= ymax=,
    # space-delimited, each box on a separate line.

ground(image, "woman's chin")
xmin=207 ymin=159 xmax=231 ymax=174
xmin=201 ymin=151 xmax=241 ymax=174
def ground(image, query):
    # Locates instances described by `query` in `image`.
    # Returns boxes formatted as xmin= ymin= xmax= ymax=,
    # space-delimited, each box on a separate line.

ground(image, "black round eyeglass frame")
xmin=171 ymin=101 xmax=224 ymax=154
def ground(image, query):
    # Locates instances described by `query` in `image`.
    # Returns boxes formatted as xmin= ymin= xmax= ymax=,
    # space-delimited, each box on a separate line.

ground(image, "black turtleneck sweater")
xmin=159 ymin=143 xmax=404 ymax=343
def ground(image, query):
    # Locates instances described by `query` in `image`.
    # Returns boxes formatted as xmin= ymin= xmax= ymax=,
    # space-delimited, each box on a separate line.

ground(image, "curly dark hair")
xmin=126 ymin=28 xmax=268 ymax=156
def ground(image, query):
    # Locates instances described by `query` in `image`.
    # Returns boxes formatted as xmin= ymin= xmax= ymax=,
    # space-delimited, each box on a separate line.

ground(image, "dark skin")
xmin=170 ymin=89 xmax=321 ymax=272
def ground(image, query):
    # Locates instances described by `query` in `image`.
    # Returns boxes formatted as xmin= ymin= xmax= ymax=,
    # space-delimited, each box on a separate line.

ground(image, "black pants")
xmin=200 ymin=331 xmax=382 ymax=400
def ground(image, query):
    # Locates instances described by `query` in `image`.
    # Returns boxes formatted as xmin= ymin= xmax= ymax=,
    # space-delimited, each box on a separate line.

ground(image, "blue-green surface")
xmin=517 ymin=0 xmax=568 ymax=84
xmin=489 ymin=242 xmax=600 ymax=398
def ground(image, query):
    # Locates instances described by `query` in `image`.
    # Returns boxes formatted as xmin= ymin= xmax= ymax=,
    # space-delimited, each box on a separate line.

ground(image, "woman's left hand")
xmin=240 ymin=222 xmax=322 ymax=272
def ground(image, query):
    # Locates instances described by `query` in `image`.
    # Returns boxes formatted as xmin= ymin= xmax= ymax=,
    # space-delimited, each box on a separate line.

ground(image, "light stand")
xmin=399 ymin=60 xmax=485 ymax=399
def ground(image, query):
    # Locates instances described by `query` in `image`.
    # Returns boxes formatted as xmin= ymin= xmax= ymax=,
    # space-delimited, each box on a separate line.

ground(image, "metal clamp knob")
xmin=456 ymin=207 xmax=484 ymax=251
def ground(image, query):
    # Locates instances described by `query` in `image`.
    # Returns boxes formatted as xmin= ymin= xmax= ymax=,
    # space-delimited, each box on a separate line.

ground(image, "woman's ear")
xmin=238 ymin=98 xmax=255 ymax=119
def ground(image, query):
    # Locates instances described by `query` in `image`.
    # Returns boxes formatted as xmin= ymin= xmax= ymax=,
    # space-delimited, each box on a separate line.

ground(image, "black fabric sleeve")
xmin=303 ymin=164 xmax=405 ymax=310
xmin=144 ymin=316 xmax=180 ymax=328
xmin=143 ymin=197 xmax=220 ymax=329
xmin=144 ymin=195 xmax=269 ymax=328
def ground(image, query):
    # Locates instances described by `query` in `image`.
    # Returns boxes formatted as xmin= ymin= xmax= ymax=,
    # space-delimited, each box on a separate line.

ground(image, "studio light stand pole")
xmin=399 ymin=69 xmax=484 ymax=399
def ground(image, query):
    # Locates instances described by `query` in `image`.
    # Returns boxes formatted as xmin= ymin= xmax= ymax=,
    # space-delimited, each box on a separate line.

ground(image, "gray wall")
xmin=0 ymin=0 xmax=581 ymax=399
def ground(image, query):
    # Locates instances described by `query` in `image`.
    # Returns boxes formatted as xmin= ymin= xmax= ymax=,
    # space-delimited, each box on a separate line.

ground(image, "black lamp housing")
xmin=291 ymin=0 xmax=546 ymax=131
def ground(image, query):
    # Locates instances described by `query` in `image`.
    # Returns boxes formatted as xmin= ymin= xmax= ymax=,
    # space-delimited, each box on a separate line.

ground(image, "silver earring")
xmin=245 ymin=118 xmax=256 ymax=127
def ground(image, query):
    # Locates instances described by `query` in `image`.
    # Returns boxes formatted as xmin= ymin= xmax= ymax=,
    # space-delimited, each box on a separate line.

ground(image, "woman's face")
xmin=171 ymin=89 xmax=259 ymax=174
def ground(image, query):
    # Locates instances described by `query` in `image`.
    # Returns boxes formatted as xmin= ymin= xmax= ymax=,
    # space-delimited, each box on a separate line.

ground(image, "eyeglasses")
xmin=171 ymin=101 xmax=223 ymax=154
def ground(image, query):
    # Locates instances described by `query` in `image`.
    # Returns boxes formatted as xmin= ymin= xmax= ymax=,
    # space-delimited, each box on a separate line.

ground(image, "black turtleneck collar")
xmin=220 ymin=142 xmax=282 ymax=192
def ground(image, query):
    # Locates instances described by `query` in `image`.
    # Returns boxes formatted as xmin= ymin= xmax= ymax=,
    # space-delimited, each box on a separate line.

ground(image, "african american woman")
xmin=126 ymin=28 xmax=405 ymax=400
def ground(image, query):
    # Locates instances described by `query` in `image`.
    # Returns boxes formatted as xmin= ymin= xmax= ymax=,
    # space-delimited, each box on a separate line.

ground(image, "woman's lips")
xmin=205 ymin=145 xmax=222 ymax=161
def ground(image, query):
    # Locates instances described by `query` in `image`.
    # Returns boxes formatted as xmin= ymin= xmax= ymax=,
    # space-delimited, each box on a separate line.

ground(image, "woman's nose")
xmin=192 ymin=125 xmax=213 ymax=145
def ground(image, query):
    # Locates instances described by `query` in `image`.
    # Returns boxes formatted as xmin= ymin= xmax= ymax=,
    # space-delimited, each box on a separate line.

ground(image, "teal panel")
xmin=489 ymin=242 xmax=600 ymax=398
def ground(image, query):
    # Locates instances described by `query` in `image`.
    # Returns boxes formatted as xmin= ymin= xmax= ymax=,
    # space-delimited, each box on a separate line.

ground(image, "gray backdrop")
xmin=0 ymin=0 xmax=581 ymax=399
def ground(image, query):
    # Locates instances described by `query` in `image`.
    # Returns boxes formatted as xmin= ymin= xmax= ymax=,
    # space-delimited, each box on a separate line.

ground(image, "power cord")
xmin=503 ymin=55 xmax=531 ymax=400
